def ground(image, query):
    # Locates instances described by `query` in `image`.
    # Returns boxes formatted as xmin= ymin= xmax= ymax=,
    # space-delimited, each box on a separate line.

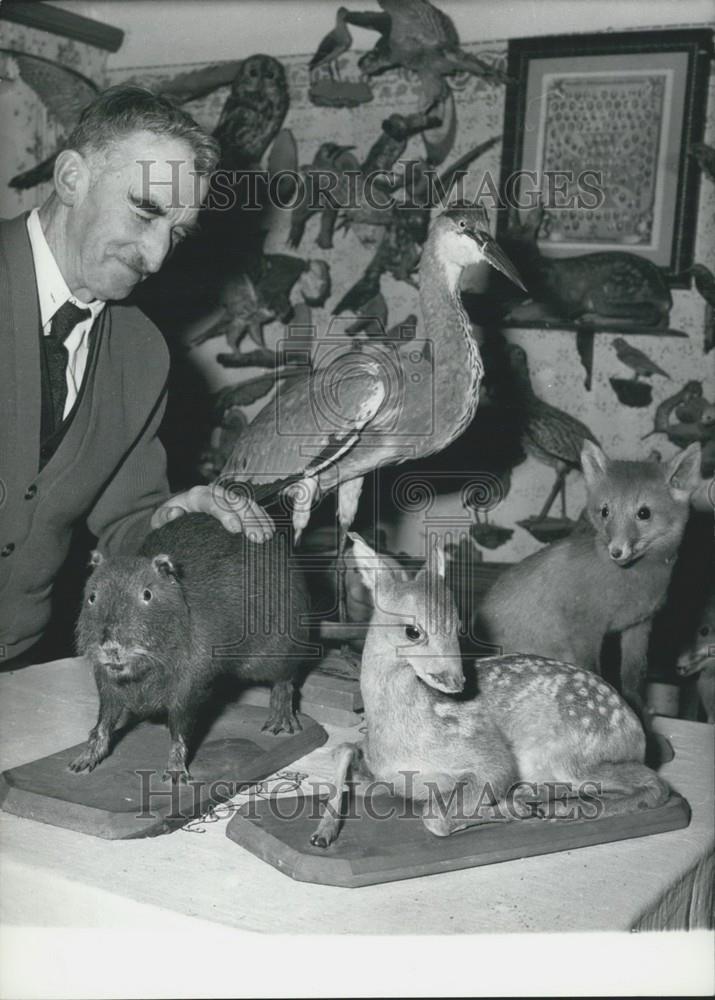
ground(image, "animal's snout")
xmin=427 ymin=669 xmax=465 ymax=693
xmin=609 ymin=542 xmax=633 ymax=565
xmin=98 ymin=640 xmax=124 ymax=668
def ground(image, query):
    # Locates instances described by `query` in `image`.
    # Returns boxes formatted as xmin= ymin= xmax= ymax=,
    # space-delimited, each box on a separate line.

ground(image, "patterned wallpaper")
xmin=1 ymin=18 xmax=713 ymax=563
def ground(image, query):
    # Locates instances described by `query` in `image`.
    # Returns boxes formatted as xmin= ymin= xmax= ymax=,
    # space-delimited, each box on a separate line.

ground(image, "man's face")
xmin=65 ymin=131 xmax=209 ymax=301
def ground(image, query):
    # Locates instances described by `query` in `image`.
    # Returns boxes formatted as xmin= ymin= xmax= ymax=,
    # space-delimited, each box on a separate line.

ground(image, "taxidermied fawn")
xmin=310 ymin=533 xmax=669 ymax=847
xmin=472 ymin=442 xmax=702 ymax=709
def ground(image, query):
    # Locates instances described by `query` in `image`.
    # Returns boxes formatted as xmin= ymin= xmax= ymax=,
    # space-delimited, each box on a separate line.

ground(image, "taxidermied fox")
xmin=472 ymin=441 xmax=702 ymax=706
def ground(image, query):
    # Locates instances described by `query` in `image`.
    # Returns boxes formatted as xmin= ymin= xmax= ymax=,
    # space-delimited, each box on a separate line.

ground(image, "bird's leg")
xmin=537 ymin=466 xmax=567 ymax=521
xmin=559 ymin=473 xmax=568 ymax=518
xmin=336 ymin=477 xmax=365 ymax=674
xmin=289 ymin=476 xmax=320 ymax=544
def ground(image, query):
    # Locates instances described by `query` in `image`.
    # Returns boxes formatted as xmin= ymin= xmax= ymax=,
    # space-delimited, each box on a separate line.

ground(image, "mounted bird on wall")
xmin=609 ymin=335 xmax=671 ymax=408
xmin=7 ymin=52 xmax=289 ymax=188
xmin=321 ymin=0 xmax=511 ymax=111
xmin=218 ymin=204 xmax=526 ymax=658
xmin=288 ymin=142 xmax=362 ymax=250
xmin=501 ymin=343 xmax=600 ymax=543
xmin=642 ymin=379 xmax=715 ymax=477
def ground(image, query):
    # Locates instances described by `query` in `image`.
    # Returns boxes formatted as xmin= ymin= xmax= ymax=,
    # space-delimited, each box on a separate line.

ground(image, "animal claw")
xmin=310 ymin=833 xmax=330 ymax=848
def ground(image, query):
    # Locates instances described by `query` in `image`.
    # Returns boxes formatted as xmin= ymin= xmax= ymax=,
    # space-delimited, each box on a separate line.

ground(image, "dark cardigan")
xmin=0 ymin=214 xmax=171 ymax=661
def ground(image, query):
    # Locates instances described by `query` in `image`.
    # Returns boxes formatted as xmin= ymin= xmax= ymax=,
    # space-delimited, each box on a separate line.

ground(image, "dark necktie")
xmin=46 ymin=300 xmax=91 ymax=428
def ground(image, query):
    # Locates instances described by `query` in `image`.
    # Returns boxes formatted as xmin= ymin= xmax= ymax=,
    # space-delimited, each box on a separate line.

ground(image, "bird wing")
xmin=343 ymin=10 xmax=391 ymax=34
xmin=220 ymin=357 xmax=389 ymax=501
xmin=380 ymin=0 xmax=458 ymax=48
xmin=526 ymin=406 xmax=598 ymax=465
xmin=13 ymin=53 xmax=98 ymax=130
xmin=155 ymin=61 xmax=243 ymax=103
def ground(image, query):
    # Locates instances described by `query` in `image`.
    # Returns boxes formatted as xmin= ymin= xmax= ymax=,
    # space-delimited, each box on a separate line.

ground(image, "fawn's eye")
xmin=700 ymin=625 xmax=711 ymax=637
xmin=141 ymin=589 xmax=153 ymax=603
xmin=600 ymin=504 xmax=609 ymax=519
xmin=405 ymin=624 xmax=424 ymax=642
xmin=87 ymin=592 xmax=96 ymax=605
xmin=636 ymin=506 xmax=651 ymax=520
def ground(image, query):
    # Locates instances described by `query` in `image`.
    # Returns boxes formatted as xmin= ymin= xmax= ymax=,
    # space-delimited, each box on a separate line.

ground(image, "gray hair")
xmin=66 ymin=84 xmax=220 ymax=175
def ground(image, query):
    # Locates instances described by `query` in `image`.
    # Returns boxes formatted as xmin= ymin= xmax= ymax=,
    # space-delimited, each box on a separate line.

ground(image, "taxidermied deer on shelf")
xmin=310 ymin=533 xmax=669 ymax=847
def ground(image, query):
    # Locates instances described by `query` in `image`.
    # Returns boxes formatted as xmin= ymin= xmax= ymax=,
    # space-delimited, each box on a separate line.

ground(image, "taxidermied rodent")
xmin=472 ymin=442 xmax=702 ymax=708
xmin=70 ymin=513 xmax=311 ymax=781
xmin=677 ymin=589 xmax=715 ymax=723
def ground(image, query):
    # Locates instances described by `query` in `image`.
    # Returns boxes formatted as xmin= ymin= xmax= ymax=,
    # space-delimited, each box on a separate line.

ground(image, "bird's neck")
xmin=419 ymin=249 xmax=473 ymax=343
xmin=419 ymin=247 xmax=484 ymax=442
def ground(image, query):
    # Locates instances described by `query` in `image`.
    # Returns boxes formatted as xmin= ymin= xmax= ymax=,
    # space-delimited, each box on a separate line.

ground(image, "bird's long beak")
xmin=479 ymin=236 xmax=527 ymax=292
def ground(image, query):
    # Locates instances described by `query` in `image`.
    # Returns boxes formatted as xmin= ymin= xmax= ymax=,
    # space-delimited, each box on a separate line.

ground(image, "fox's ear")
xmin=580 ymin=440 xmax=609 ymax=488
xmin=666 ymin=443 xmax=702 ymax=500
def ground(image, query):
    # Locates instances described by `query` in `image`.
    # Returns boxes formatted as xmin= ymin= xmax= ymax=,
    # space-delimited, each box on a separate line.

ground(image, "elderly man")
xmin=0 ymin=85 xmax=272 ymax=664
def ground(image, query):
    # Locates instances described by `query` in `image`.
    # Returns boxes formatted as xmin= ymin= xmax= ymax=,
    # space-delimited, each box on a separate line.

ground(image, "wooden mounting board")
xmin=225 ymin=790 xmax=691 ymax=888
xmin=0 ymin=705 xmax=327 ymax=840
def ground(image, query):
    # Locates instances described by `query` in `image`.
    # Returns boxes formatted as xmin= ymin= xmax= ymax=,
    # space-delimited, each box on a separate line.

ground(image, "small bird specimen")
xmin=288 ymin=142 xmax=361 ymax=250
xmin=309 ymin=6 xmax=352 ymax=80
xmin=506 ymin=344 xmax=600 ymax=521
xmin=612 ymin=337 xmax=671 ymax=380
xmin=189 ymin=274 xmax=275 ymax=355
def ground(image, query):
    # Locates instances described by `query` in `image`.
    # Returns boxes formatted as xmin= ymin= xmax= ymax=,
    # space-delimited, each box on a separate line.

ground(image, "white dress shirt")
xmin=26 ymin=208 xmax=106 ymax=418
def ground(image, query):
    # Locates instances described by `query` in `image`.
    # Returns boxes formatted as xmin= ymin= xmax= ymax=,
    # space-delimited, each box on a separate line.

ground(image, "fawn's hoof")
xmin=421 ymin=813 xmax=453 ymax=837
xmin=310 ymin=832 xmax=331 ymax=849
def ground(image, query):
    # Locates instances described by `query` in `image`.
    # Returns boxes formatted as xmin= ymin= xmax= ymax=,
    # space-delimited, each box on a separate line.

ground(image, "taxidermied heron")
xmin=220 ymin=203 xmax=525 ymax=622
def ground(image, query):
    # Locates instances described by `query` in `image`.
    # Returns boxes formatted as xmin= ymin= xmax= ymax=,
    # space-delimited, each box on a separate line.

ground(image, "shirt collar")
xmin=26 ymin=208 xmax=106 ymax=328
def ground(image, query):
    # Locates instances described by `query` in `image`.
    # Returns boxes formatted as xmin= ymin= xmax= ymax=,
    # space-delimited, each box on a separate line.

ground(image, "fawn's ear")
xmin=347 ymin=533 xmax=396 ymax=593
xmin=416 ymin=538 xmax=446 ymax=582
xmin=580 ymin=440 xmax=609 ymax=488
xmin=666 ymin=443 xmax=702 ymax=500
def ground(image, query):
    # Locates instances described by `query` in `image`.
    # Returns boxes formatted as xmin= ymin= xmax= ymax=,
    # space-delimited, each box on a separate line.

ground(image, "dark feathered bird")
xmin=506 ymin=344 xmax=600 ymax=520
xmin=343 ymin=0 xmax=510 ymax=111
xmin=309 ymin=6 xmax=352 ymax=79
xmin=213 ymin=54 xmax=289 ymax=171
xmin=288 ymin=143 xmax=359 ymax=250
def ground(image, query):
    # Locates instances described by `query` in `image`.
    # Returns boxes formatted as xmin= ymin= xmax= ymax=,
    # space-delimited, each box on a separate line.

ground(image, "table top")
xmin=0 ymin=657 xmax=713 ymax=935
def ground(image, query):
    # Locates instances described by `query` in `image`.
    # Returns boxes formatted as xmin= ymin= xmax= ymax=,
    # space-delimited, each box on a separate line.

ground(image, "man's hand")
xmin=151 ymin=484 xmax=275 ymax=541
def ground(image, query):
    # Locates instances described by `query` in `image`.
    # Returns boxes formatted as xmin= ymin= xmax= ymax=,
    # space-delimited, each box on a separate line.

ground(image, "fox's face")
xmin=581 ymin=442 xmax=702 ymax=567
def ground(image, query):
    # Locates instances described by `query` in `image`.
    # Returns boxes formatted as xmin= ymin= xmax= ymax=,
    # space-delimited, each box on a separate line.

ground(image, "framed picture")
xmin=497 ymin=29 xmax=713 ymax=286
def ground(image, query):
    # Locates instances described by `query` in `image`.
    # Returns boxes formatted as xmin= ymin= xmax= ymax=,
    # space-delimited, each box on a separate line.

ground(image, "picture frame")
xmin=497 ymin=29 xmax=713 ymax=287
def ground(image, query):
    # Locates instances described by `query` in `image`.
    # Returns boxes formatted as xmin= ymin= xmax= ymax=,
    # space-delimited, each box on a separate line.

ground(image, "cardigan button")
xmin=24 ymin=484 xmax=37 ymax=500
xmin=1 ymin=543 xmax=15 ymax=557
